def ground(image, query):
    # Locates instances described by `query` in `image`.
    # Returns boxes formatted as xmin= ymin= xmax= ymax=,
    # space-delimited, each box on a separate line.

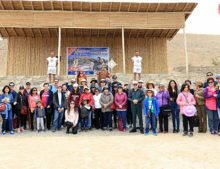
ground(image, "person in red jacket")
xmin=115 ymin=85 xmax=128 ymax=132
xmin=79 ymin=87 xmax=94 ymax=129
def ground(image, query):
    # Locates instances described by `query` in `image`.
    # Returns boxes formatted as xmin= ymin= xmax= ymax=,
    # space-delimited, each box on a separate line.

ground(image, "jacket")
xmin=128 ymin=88 xmax=145 ymax=105
xmin=194 ymin=88 xmax=205 ymax=106
xmin=100 ymin=93 xmax=114 ymax=113
xmin=53 ymin=92 xmax=67 ymax=110
xmin=28 ymin=95 xmax=41 ymax=111
xmin=156 ymin=90 xmax=170 ymax=107
xmin=204 ymin=86 xmax=217 ymax=110
xmin=144 ymin=97 xmax=160 ymax=116
xmin=114 ymin=92 xmax=127 ymax=111
xmin=34 ymin=107 xmax=46 ymax=118
xmin=79 ymin=92 xmax=94 ymax=107
xmin=176 ymin=92 xmax=196 ymax=113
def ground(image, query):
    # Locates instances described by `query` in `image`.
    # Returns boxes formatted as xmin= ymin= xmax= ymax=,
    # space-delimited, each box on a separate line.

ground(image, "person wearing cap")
xmin=40 ymin=83 xmax=54 ymax=130
xmin=177 ymin=83 xmax=196 ymax=137
xmin=194 ymin=81 xmax=207 ymax=133
xmin=0 ymin=85 xmax=14 ymax=135
xmin=131 ymin=51 xmax=142 ymax=81
xmin=18 ymin=86 xmax=29 ymax=130
xmin=79 ymin=87 xmax=94 ymax=129
xmin=100 ymin=87 xmax=114 ymax=131
xmin=52 ymin=83 xmax=67 ymax=132
xmin=215 ymin=74 xmax=220 ymax=133
xmin=146 ymin=81 xmax=157 ymax=96
xmin=90 ymin=78 xmax=99 ymax=89
xmin=24 ymin=82 xmax=31 ymax=95
xmin=204 ymin=77 xmax=219 ymax=135
xmin=156 ymin=83 xmax=170 ymax=133
xmin=128 ymin=81 xmax=145 ymax=134
xmin=115 ymin=85 xmax=128 ymax=132
xmin=28 ymin=87 xmax=40 ymax=130
xmin=47 ymin=50 xmax=58 ymax=84
xmin=123 ymin=84 xmax=133 ymax=128
xmin=167 ymin=80 xmax=180 ymax=133
xmin=77 ymin=69 xmax=87 ymax=85
xmin=144 ymin=89 xmax=160 ymax=136
xmin=203 ymin=72 xmax=217 ymax=88
xmin=97 ymin=66 xmax=110 ymax=82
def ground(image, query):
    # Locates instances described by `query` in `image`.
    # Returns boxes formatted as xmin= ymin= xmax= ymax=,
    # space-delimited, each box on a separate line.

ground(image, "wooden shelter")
xmin=0 ymin=0 xmax=197 ymax=76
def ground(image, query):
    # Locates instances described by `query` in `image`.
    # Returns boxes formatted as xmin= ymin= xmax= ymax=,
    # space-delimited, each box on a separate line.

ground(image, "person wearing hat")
xmin=138 ymin=80 xmax=146 ymax=93
xmin=146 ymin=81 xmax=157 ymax=96
xmin=131 ymin=51 xmax=142 ymax=81
xmin=100 ymin=87 xmax=114 ymax=131
xmin=144 ymin=89 xmax=160 ymax=136
xmin=77 ymin=69 xmax=87 ymax=85
xmin=215 ymin=75 xmax=220 ymax=132
xmin=47 ymin=50 xmax=58 ymax=84
xmin=18 ymin=85 xmax=29 ymax=131
xmin=40 ymin=83 xmax=54 ymax=130
xmin=52 ymin=83 xmax=67 ymax=132
xmin=65 ymin=78 xmax=76 ymax=91
xmin=194 ymin=81 xmax=207 ymax=133
xmin=90 ymin=78 xmax=99 ymax=89
xmin=128 ymin=81 xmax=145 ymax=134
xmin=156 ymin=83 xmax=170 ymax=133
xmin=97 ymin=66 xmax=110 ymax=82
xmin=115 ymin=85 xmax=128 ymax=131
xmin=79 ymin=87 xmax=94 ymax=129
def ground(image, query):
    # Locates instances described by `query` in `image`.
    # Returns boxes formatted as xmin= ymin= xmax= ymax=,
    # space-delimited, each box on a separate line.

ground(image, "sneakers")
xmin=189 ymin=132 xmax=193 ymax=137
xmin=10 ymin=131 xmax=14 ymax=135
xmin=153 ymin=132 xmax=157 ymax=136
xmin=145 ymin=132 xmax=150 ymax=136
xmin=2 ymin=131 xmax=6 ymax=135
xmin=182 ymin=132 xmax=188 ymax=136
xmin=52 ymin=129 xmax=56 ymax=132
xmin=140 ymin=129 xmax=144 ymax=134
xmin=129 ymin=128 xmax=137 ymax=133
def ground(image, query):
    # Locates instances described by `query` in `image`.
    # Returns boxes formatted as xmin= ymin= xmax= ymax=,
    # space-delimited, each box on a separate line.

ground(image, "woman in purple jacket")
xmin=156 ymin=83 xmax=170 ymax=133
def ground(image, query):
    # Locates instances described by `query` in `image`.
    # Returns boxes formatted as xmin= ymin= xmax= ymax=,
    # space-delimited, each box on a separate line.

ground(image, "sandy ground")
xmin=0 ymin=129 xmax=219 ymax=169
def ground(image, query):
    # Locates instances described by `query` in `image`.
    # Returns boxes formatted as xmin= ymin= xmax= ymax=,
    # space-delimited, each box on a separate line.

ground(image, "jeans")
xmin=145 ymin=113 xmax=157 ymax=133
xmin=104 ymin=111 xmax=112 ymax=129
xmin=81 ymin=117 xmax=88 ymax=129
xmin=53 ymin=110 xmax=64 ymax=130
xmin=7 ymin=109 xmax=13 ymax=131
xmin=182 ymin=114 xmax=194 ymax=133
xmin=87 ymin=111 xmax=92 ymax=129
xmin=116 ymin=111 xmax=127 ymax=129
xmin=206 ymin=108 xmax=219 ymax=132
xmin=1 ymin=114 xmax=7 ymax=132
xmin=170 ymin=102 xmax=180 ymax=131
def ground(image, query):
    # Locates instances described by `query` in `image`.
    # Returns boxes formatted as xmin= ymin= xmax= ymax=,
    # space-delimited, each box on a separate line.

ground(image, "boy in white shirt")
xmin=131 ymin=51 xmax=142 ymax=81
xmin=47 ymin=50 xmax=58 ymax=83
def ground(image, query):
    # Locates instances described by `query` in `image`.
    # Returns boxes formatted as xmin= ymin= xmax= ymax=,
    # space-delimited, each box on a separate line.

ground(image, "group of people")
xmin=0 ymin=71 xmax=220 ymax=137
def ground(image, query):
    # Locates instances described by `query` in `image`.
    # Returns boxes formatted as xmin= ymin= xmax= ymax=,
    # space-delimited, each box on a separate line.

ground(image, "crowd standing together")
xmin=0 ymin=71 xmax=220 ymax=137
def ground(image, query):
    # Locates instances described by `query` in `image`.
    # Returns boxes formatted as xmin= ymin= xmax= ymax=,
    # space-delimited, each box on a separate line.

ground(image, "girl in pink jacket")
xmin=177 ymin=83 xmax=196 ymax=137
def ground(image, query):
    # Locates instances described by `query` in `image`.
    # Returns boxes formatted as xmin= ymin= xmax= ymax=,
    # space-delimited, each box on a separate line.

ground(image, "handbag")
xmin=0 ymin=103 xmax=6 ymax=112
xmin=182 ymin=93 xmax=197 ymax=117
xmin=193 ymin=116 xmax=199 ymax=127
xmin=110 ymin=102 xmax=116 ymax=110
xmin=21 ymin=106 xmax=28 ymax=115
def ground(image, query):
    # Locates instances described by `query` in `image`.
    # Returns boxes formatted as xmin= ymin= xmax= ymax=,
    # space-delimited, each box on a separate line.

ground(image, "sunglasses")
xmin=133 ymin=84 xmax=138 ymax=86
xmin=207 ymin=74 xmax=212 ymax=77
xmin=208 ymin=81 xmax=214 ymax=84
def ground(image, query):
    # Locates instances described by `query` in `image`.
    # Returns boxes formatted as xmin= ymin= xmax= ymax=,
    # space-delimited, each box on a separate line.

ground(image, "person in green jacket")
xmin=128 ymin=81 xmax=145 ymax=134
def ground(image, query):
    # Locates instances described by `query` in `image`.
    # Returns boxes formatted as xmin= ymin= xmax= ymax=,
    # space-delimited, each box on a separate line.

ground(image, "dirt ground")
xmin=0 ymin=130 xmax=219 ymax=169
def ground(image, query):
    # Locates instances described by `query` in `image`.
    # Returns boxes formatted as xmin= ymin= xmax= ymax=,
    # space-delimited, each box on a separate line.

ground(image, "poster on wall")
xmin=67 ymin=47 xmax=109 ymax=75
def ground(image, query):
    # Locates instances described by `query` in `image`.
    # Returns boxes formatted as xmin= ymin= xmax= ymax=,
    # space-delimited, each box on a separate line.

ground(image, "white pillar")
xmin=58 ymin=27 xmax=61 ymax=76
xmin=183 ymin=27 xmax=189 ymax=78
xmin=122 ymin=27 xmax=126 ymax=74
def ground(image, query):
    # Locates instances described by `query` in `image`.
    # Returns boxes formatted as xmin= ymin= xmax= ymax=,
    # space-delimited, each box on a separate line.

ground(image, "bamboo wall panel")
xmin=7 ymin=37 xmax=167 ymax=75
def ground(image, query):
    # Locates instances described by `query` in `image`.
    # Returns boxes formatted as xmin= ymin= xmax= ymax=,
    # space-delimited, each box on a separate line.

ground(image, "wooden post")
xmin=58 ymin=27 xmax=61 ymax=76
xmin=122 ymin=27 xmax=126 ymax=74
xmin=183 ymin=27 xmax=189 ymax=78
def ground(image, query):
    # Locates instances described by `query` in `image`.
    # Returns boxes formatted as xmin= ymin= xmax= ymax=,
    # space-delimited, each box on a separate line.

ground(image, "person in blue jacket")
xmin=144 ymin=89 xmax=160 ymax=136
xmin=0 ymin=85 xmax=14 ymax=135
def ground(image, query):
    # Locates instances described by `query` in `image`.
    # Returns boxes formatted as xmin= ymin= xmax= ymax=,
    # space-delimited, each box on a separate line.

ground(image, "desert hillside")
xmin=167 ymin=33 xmax=220 ymax=73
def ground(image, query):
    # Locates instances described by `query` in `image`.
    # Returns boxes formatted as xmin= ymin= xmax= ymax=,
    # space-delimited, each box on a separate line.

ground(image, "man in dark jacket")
xmin=40 ymin=83 xmax=54 ymax=130
xmin=52 ymin=83 xmax=67 ymax=132
xmin=128 ymin=81 xmax=145 ymax=134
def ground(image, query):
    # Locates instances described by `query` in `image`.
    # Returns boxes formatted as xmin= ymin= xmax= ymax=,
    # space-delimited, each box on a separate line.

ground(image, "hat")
xmin=54 ymin=79 xmax=59 ymax=82
xmin=133 ymin=81 xmax=138 ymax=84
xmin=19 ymin=86 xmax=25 ymax=90
xmin=216 ymin=74 xmax=220 ymax=79
xmin=118 ymin=85 xmax=123 ymax=89
xmin=138 ymin=80 xmax=144 ymax=83
xmin=9 ymin=82 xmax=15 ymax=86
xmin=26 ymin=82 xmax=31 ymax=85
xmin=73 ymin=83 xmax=78 ymax=87
xmin=147 ymin=81 xmax=155 ymax=85
xmin=194 ymin=81 xmax=203 ymax=87
xmin=90 ymin=78 xmax=98 ymax=83
xmin=84 ymin=87 xmax=89 ymax=90
xmin=159 ymin=83 xmax=165 ymax=87
xmin=112 ymin=75 xmax=117 ymax=80
xmin=113 ymin=84 xmax=118 ymax=88
xmin=71 ymin=78 xmax=76 ymax=82
xmin=81 ymin=79 xmax=87 ymax=82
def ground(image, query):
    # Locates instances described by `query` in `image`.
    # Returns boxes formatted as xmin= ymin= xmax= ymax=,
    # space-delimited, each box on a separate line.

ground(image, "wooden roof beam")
xmin=3 ymin=28 xmax=9 ymax=37
xmin=47 ymin=28 xmax=51 ymax=37
xmin=165 ymin=29 xmax=171 ymax=38
xmin=100 ymin=2 xmax=102 ymax=12
xmin=20 ymin=0 xmax=24 ymax=10
xmin=39 ymin=29 xmax=42 ymax=37
xmin=129 ymin=30 xmax=132 ymax=38
xmin=13 ymin=28 xmax=18 ymax=37
xmin=109 ymin=2 xmax=112 ymax=12
xmin=119 ymin=2 xmax=122 ymax=12
xmin=50 ymin=0 xmax=54 ymax=10
xmin=31 ymin=1 xmax=34 ymax=10
xmin=80 ymin=1 xmax=83 ymax=11
xmin=41 ymin=1 xmax=44 ymax=10
xmin=21 ymin=28 xmax=26 ymax=36
xmin=90 ymin=2 xmax=92 ymax=12
xmin=137 ymin=3 xmax=141 ymax=12
xmin=146 ymin=3 xmax=150 ymax=12
xmin=0 ymin=1 xmax=4 ymax=10
xmin=182 ymin=3 xmax=188 ymax=12
xmin=71 ymin=1 xmax=73 ymax=11
xmin=159 ymin=30 xmax=164 ymax=37
xmin=10 ymin=1 xmax=15 ymax=10
xmin=61 ymin=1 xmax=63 ymax=10
xmin=136 ymin=30 xmax=140 ymax=38
xmin=128 ymin=3 xmax=131 ymax=12
xmin=155 ymin=3 xmax=160 ymax=12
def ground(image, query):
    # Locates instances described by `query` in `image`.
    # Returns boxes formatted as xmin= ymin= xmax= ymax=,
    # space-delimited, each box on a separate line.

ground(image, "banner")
xmin=67 ymin=47 xmax=109 ymax=75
